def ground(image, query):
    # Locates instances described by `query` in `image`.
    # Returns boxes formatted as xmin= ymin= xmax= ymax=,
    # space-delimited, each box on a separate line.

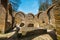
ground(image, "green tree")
xmin=39 ymin=0 xmax=51 ymax=11
xmin=39 ymin=3 xmax=46 ymax=11
xmin=52 ymin=0 xmax=60 ymax=4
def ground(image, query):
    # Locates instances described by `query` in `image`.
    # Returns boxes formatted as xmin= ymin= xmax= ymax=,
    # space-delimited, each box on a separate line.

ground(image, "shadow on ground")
xmin=0 ymin=29 xmax=57 ymax=40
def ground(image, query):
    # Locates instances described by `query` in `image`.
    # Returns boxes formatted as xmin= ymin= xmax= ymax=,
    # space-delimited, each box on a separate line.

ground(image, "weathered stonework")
xmin=0 ymin=5 xmax=6 ymax=33
xmin=0 ymin=0 xmax=13 ymax=33
xmin=15 ymin=12 xmax=26 ymax=27
xmin=25 ymin=13 xmax=34 ymax=27
xmin=37 ymin=11 xmax=49 ymax=26
xmin=53 ymin=5 xmax=60 ymax=35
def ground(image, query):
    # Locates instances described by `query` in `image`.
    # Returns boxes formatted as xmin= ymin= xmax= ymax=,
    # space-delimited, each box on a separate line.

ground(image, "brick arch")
xmin=15 ymin=11 xmax=26 ymax=26
xmin=15 ymin=11 xmax=25 ymax=18
xmin=37 ymin=11 xmax=44 ymax=19
xmin=27 ymin=13 xmax=35 ymax=19
xmin=46 ymin=4 xmax=56 ymax=21
xmin=36 ymin=4 xmax=56 ymax=27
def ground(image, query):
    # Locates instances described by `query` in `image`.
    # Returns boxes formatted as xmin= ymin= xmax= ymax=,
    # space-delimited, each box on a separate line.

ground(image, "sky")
xmin=18 ymin=0 xmax=39 ymax=14
xmin=9 ymin=0 xmax=52 ymax=14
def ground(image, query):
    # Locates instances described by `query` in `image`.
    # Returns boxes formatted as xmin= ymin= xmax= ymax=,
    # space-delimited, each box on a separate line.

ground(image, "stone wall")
xmin=53 ymin=5 xmax=60 ymax=40
xmin=0 ymin=5 xmax=6 ymax=33
xmin=0 ymin=3 xmax=13 ymax=33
